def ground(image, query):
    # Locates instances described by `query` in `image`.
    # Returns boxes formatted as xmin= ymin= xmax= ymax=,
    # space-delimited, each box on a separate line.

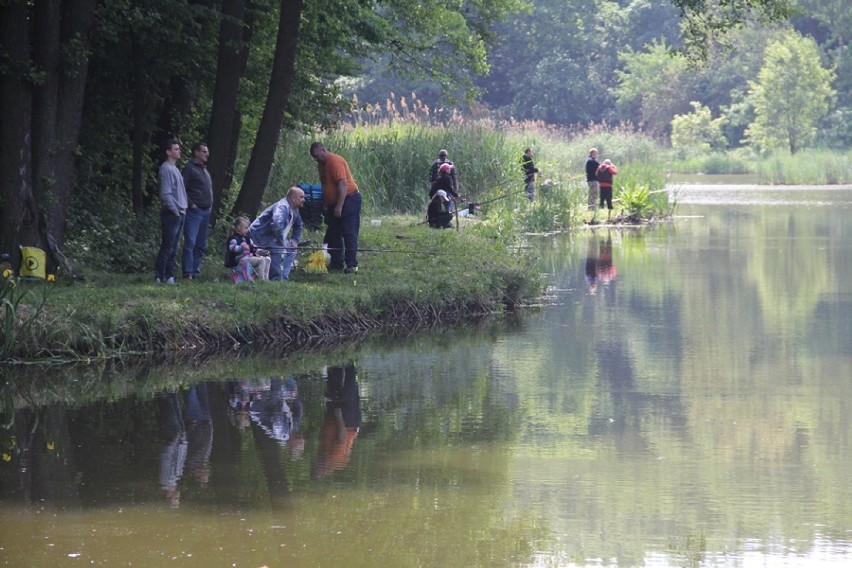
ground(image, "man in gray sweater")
xmin=154 ymin=139 xmax=188 ymax=284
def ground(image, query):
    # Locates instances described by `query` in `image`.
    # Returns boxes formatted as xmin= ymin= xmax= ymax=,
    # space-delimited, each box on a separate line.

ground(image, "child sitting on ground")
xmin=226 ymin=216 xmax=271 ymax=282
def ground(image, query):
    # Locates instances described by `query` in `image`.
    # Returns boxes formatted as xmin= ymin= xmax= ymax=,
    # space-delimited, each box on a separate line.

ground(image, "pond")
xmin=2 ymin=184 xmax=852 ymax=567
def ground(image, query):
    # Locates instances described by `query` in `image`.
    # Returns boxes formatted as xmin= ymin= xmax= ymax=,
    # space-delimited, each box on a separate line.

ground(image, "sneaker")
xmin=344 ymin=266 xmax=358 ymax=274
xmin=165 ymin=277 xmax=176 ymax=285
xmin=155 ymin=277 xmax=162 ymax=284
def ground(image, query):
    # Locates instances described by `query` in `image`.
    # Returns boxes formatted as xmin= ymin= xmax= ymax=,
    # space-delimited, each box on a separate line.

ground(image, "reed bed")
xmin=755 ymin=149 xmax=852 ymax=185
xmin=266 ymin=96 xmax=672 ymax=236
xmin=666 ymin=151 xmax=755 ymax=175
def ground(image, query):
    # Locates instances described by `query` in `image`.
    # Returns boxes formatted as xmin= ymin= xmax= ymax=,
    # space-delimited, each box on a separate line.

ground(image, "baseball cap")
xmin=436 ymin=190 xmax=449 ymax=201
xmin=438 ymin=163 xmax=452 ymax=174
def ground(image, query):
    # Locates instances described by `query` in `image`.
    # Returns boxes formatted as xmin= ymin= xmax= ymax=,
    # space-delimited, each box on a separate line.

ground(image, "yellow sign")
xmin=19 ymin=246 xmax=46 ymax=279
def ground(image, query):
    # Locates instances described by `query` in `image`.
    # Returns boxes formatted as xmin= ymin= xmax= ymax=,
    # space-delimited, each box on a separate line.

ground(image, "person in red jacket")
xmin=595 ymin=159 xmax=618 ymax=218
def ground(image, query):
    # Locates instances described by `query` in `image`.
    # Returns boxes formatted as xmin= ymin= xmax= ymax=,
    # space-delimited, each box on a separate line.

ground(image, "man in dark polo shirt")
xmin=585 ymin=148 xmax=600 ymax=211
xmin=181 ymin=142 xmax=213 ymax=280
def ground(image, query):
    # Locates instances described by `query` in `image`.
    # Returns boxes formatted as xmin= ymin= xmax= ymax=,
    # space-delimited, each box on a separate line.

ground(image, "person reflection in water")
xmin=157 ymin=392 xmax=187 ymax=507
xmin=156 ymin=383 xmax=213 ymax=507
xmin=585 ymin=238 xmax=599 ymax=295
xmin=585 ymin=234 xmax=617 ymax=295
xmin=183 ymin=383 xmax=213 ymax=486
xmin=228 ymin=377 xmax=304 ymax=459
xmin=597 ymin=233 xmax=617 ymax=288
xmin=312 ymin=363 xmax=361 ymax=478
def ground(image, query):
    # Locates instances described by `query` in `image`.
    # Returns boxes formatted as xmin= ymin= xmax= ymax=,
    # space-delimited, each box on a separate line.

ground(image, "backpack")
xmin=223 ymin=234 xmax=241 ymax=268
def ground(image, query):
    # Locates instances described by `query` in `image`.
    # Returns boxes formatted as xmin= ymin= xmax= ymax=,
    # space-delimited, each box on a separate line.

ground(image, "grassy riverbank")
xmin=2 ymin=217 xmax=540 ymax=362
xmin=14 ymin=114 xmax=845 ymax=361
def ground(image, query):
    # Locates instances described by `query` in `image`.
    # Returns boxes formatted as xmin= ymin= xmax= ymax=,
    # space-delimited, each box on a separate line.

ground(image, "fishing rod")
xmin=296 ymin=244 xmax=439 ymax=255
xmin=462 ymin=178 xmax=512 ymax=202
xmin=467 ymin=188 xmax=527 ymax=209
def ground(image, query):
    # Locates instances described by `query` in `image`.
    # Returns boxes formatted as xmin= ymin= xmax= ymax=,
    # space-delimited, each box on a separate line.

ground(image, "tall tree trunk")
xmin=130 ymin=32 xmax=149 ymax=215
xmin=0 ymin=0 xmax=35 ymax=270
xmin=230 ymin=0 xmax=303 ymax=218
xmin=31 ymin=0 xmax=62 ymax=243
xmin=156 ymin=74 xmax=195 ymax=150
xmin=208 ymin=0 xmax=255 ymax=221
xmin=155 ymin=0 xmax=214 ymax=171
xmin=30 ymin=0 xmax=96 ymax=259
xmin=50 ymin=0 xmax=98 ymax=248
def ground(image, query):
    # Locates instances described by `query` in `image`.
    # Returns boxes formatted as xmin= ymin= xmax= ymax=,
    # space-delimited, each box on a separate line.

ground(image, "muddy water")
xmin=2 ymin=184 xmax=851 ymax=567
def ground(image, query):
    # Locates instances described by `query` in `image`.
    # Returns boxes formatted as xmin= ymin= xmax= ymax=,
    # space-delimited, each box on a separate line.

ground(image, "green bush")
xmin=611 ymin=162 xmax=671 ymax=218
xmin=670 ymin=102 xmax=727 ymax=157
xmin=65 ymin=191 xmax=160 ymax=274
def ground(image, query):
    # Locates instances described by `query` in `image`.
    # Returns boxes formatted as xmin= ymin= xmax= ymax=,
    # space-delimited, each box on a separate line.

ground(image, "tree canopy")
xmin=0 ymin=0 xmax=527 ymax=271
xmin=744 ymin=29 xmax=835 ymax=153
xmin=0 ymin=0 xmax=833 ymax=275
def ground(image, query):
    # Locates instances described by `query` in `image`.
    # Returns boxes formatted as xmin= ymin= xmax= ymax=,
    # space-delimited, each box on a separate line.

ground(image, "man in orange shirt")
xmin=310 ymin=142 xmax=362 ymax=273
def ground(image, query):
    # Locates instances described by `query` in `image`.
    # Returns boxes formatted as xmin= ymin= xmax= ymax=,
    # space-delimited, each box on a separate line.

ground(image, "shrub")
xmin=671 ymin=102 xmax=727 ymax=157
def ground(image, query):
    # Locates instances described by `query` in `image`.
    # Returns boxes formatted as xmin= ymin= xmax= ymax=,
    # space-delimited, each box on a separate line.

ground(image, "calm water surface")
xmin=2 ymin=185 xmax=851 ymax=567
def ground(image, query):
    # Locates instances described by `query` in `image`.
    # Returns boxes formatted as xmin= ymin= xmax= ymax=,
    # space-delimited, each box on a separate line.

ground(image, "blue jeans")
xmin=324 ymin=192 xmax=361 ymax=269
xmin=182 ymin=207 xmax=211 ymax=277
xmin=183 ymin=383 xmax=211 ymax=423
xmin=268 ymin=248 xmax=297 ymax=281
xmin=155 ymin=210 xmax=185 ymax=280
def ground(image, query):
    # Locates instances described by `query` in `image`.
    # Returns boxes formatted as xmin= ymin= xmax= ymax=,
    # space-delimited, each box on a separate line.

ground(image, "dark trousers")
xmin=324 ymin=192 xmax=361 ymax=269
xmin=428 ymin=212 xmax=453 ymax=229
xmin=155 ymin=210 xmax=185 ymax=280
xmin=184 ymin=383 xmax=211 ymax=423
xmin=599 ymin=186 xmax=613 ymax=210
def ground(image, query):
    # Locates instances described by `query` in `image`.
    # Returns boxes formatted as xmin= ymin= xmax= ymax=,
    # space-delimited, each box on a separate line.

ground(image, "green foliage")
xmin=744 ymin=29 xmax=836 ymax=154
xmin=516 ymin=179 xmax=586 ymax=233
xmin=794 ymin=0 xmax=852 ymax=118
xmin=1 ymin=276 xmax=47 ymax=361
xmin=352 ymin=0 xmax=803 ymax=137
xmin=616 ymin=41 xmax=695 ymax=136
xmin=673 ymin=0 xmax=795 ymax=60
xmin=671 ymin=102 xmax=728 ymax=156
xmin=819 ymin=108 xmax=852 ymax=149
xmin=614 ymin=163 xmax=670 ymax=218
xmin=1 ymin=276 xmax=24 ymax=359
xmin=617 ymin=184 xmax=652 ymax=217
xmin=466 ymin=0 xmax=684 ymax=125
xmin=65 ymin=193 xmax=160 ymax=274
